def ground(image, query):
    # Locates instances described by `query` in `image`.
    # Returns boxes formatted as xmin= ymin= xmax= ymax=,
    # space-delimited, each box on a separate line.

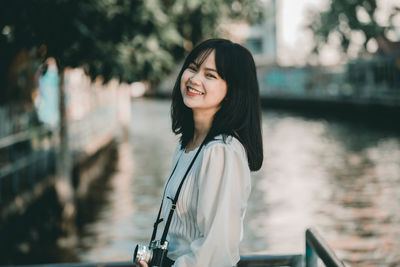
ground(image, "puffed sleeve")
xmin=173 ymin=140 xmax=251 ymax=267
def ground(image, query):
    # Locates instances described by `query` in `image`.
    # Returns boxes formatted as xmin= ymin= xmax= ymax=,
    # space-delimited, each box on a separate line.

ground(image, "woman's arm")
xmin=174 ymin=141 xmax=251 ymax=267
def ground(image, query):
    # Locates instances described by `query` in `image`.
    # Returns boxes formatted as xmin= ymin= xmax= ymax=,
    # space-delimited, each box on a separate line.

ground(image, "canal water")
xmin=4 ymin=98 xmax=400 ymax=266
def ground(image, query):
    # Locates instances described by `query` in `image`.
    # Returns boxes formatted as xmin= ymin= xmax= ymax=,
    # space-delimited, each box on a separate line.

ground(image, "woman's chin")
xmin=182 ymin=97 xmax=197 ymax=108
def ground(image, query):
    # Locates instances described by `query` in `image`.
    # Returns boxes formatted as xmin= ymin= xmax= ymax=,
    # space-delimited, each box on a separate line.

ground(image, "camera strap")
xmin=161 ymin=140 xmax=206 ymax=244
xmin=150 ymin=160 xmax=179 ymax=243
xmin=150 ymin=139 xmax=207 ymax=245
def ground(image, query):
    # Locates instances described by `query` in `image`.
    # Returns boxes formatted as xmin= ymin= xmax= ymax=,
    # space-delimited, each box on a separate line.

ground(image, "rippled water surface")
xmin=71 ymin=99 xmax=400 ymax=266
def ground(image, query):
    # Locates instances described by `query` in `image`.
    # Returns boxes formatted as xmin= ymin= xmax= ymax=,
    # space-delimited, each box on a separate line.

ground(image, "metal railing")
xmin=11 ymin=228 xmax=345 ymax=267
xmin=237 ymin=227 xmax=345 ymax=267
xmin=238 ymin=254 xmax=303 ymax=267
xmin=305 ymin=228 xmax=345 ymax=267
xmin=17 ymin=263 xmax=133 ymax=267
xmin=0 ymin=125 xmax=57 ymax=204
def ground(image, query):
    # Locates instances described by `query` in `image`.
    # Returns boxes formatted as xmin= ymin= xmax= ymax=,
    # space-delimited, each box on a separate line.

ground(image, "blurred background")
xmin=0 ymin=0 xmax=399 ymax=266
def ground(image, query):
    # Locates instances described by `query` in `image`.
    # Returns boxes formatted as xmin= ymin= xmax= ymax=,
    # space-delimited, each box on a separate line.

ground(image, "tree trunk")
xmin=55 ymin=65 xmax=75 ymax=225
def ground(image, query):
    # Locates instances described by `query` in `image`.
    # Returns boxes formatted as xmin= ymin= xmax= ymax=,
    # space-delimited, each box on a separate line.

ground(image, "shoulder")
xmin=197 ymin=135 xmax=251 ymax=185
xmin=203 ymin=135 xmax=247 ymax=161
xmin=205 ymin=134 xmax=245 ymax=151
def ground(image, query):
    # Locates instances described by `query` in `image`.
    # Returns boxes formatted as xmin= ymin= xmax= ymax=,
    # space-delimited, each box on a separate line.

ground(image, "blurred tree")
xmin=163 ymin=0 xmax=264 ymax=60
xmin=306 ymin=0 xmax=400 ymax=60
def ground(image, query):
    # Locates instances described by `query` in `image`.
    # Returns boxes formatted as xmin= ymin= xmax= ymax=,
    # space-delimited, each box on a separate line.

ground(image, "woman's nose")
xmin=189 ymin=74 xmax=201 ymax=85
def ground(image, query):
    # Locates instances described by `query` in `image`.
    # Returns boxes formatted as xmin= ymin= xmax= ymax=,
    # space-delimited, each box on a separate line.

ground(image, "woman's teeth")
xmin=188 ymin=87 xmax=204 ymax=95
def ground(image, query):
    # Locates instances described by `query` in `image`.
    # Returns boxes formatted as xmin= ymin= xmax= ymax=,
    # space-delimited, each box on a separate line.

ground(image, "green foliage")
xmin=0 ymin=0 xmax=264 ymax=95
xmin=306 ymin=0 xmax=399 ymax=57
xmin=164 ymin=0 xmax=263 ymax=52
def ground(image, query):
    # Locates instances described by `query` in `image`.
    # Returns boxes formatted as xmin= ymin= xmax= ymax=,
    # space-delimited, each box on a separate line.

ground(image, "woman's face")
xmin=180 ymin=50 xmax=227 ymax=115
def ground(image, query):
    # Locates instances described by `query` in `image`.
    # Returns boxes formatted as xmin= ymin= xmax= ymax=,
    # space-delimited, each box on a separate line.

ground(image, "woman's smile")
xmin=186 ymin=85 xmax=204 ymax=96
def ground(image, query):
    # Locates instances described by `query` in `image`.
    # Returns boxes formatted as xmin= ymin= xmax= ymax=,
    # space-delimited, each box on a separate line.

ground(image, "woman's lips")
xmin=186 ymin=86 xmax=204 ymax=96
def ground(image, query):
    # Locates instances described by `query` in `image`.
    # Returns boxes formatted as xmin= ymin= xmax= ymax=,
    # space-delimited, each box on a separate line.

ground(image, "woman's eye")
xmin=188 ymin=65 xmax=197 ymax=71
xmin=206 ymin=73 xmax=216 ymax=78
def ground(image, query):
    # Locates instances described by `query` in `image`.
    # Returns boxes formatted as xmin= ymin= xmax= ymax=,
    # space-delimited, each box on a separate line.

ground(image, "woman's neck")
xmin=187 ymin=109 xmax=214 ymax=151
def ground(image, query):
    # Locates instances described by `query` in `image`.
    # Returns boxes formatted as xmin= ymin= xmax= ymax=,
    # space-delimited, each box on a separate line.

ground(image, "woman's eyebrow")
xmin=190 ymin=63 xmax=218 ymax=73
xmin=204 ymin=67 xmax=218 ymax=73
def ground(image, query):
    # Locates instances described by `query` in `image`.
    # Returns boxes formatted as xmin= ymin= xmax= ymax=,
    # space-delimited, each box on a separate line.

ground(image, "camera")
xmin=133 ymin=240 xmax=170 ymax=267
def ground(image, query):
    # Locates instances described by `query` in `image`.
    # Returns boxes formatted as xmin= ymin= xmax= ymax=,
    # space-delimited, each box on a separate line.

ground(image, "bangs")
xmin=182 ymin=39 xmax=234 ymax=81
xmin=186 ymin=46 xmax=227 ymax=80
xmin=192 ymin=47 xmax=213 ymax=67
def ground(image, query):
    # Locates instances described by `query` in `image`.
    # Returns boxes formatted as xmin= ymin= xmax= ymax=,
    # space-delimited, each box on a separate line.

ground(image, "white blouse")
xmin=156 ymin=135 xmax=251 ymax=267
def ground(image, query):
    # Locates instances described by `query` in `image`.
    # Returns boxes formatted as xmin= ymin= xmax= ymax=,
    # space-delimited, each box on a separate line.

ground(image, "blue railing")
xmin=305 ymin=228 xmax=345 ymax=267
xmin=238 ymin=228 xmax=345 ymax=267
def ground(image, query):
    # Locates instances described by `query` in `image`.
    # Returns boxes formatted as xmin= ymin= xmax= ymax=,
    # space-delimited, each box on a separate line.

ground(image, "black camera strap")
xmin=150 ymin=161 xmax=178 ymax=243
xmin=150 ymin=140 xmax=206 ymax=245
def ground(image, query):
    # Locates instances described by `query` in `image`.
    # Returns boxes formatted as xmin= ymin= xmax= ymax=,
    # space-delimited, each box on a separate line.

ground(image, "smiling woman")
xmin=134 ymin=39 xmax=263 ymax=267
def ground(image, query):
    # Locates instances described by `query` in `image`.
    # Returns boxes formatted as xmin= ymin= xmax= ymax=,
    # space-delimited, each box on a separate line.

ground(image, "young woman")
xmin=139 ymin=38 xmax=263 ymax=267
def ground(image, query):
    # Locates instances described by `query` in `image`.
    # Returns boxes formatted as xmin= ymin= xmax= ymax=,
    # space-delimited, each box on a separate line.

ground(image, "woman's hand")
xmin=139 ymin=260 xmax=148 ymax=267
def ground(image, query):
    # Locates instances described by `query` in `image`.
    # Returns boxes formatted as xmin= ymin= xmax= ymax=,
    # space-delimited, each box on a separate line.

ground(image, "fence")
xmin=258 ymin=54 xmax=400 ymax=106
xmin=0 ymin=117 xmax=57 ymax=205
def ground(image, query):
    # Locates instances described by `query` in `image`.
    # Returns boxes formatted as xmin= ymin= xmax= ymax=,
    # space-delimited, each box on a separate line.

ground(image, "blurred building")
xmin=244 ymin=0 xmax=277 ymax=66
xmin=227 ymin=0 xmax=278 ymax=66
